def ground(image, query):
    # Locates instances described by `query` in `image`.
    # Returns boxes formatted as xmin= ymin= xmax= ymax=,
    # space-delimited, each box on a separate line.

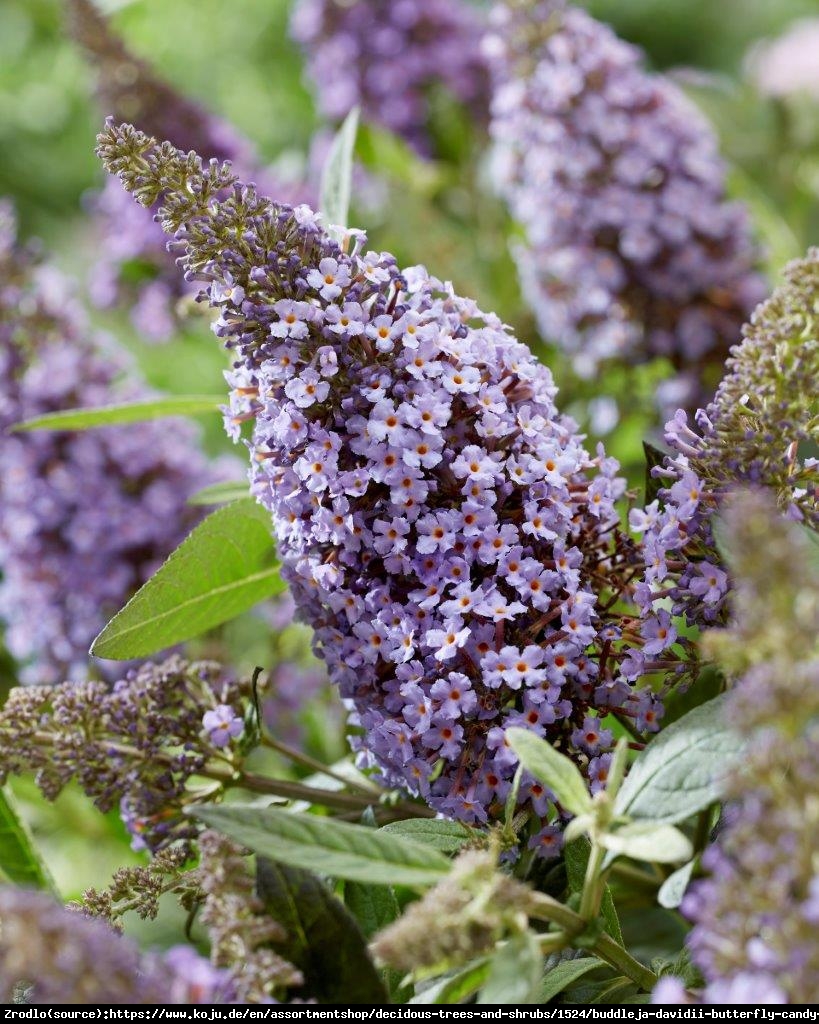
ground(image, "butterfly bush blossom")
xmin=290 ymin=0 xmax=489 ymax=153
xmin=654 ymin=490 xmax=819 ymax=1004
xmin=0 ymin=886 xmax=234 ymax=1004
xmin=67 ymin=0 xmax=307 ymax=341
xmin=622 ymin=250 xmax=819 ymax=686
xmin=485 ymin=0 xmax=765 ymax=414
xmin=98 ymin=123 xmax=664 ymax=840
xmin=0 ymin=207 xmax=214 ymax=683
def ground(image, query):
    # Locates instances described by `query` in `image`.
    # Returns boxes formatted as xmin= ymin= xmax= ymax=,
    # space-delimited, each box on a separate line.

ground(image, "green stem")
xmin=528 ymin=893 xmax=658 ymax=993
xmin=579 ymin=839 xmax=605 ymax=921
xmin=259 ymin=734 xmax=378 ymax=796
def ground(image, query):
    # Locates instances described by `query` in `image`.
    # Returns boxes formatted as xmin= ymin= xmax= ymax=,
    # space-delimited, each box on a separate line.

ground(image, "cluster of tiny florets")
xmin=621 ymin=249 xmax=819 ymax=687
xmin=67 ymin=0 xmax=307 ymax=342
xmin=485 ymin=0 xmax=765 ymax=415
xmin=0 ymin=886 xmax=234 ymax=1004
xmin=290 ymin=0 xmax=489 ymax=153
xmin=0 ymin=206 xmax=212 ymax=683
xmin=0 ymin=657 xmax=258 ymax=850
xmin=655 ymin=491 xmax=819 ymax=1005
xmin=98 ymin=123 xmax=664 ymax=840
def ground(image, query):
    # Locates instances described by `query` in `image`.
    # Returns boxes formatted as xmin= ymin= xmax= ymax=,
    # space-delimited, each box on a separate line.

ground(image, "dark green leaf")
xmin=256 ymin=857 xmax=387 ymax=1004
xmin=379 ymin=818 xmax=473 ymax=854
xmin=541 ymin=957 xmax=604 ymax=1003
xmin=187 ymin=481 xmax=250 ymax=506
xmin=344 ymin=881 xmax=400 ymax=939
xmin=0 ymin=788 xmax=56 ymax=893
xmin=193 ymin=804 xmax=450 ymax=887
xmin=505 ymin=728 xmax=592 ymax=817
xmin=12 ymin=395 xmax=224 ymax=432
xmin=320 ymin=107 xmax=359 ymax=233
xmin=477 ymin=931 xmax=542 ymax=1004
xmin=614 ymin=695 xmax=744 ymax=825
xmin=642 ymin=440 xmax=667 ymax=505
xmin=565 ymin=838 xmax=622 ymax=944
xmin=91 ymin=499 xmax=283 ymax=658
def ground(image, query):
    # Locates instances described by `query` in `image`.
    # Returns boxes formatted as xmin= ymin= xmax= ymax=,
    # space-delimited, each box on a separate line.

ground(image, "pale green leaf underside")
xmin=506 ymin=727 xmax=592 ymax=817
xmin=320 ymin=106 xmax=360 ymax=232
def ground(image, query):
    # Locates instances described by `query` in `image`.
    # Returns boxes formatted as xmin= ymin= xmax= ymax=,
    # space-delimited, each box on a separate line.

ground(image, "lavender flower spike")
xmin=0 ymin=206 xmax=214 ymax=683
xmin=658 ymin=491 xmax=819 ymax=1004
xmin=98 ymin=122 xmax=663 ymax=837
xmin=290 ymin=0 xmax=489 ymax=153
xmin=618 ymin=249 xmax=819 ymax=687
xmin=485 ymin=0 xmax=766 ymax=415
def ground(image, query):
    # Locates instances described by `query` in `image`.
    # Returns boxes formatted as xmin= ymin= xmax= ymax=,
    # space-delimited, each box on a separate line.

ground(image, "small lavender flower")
xmin=620 ymin=249 xmax=819 ymax=686
xmin=485 ymin=0 xmax=765 ymax=415
xmin=746 ymin=18 xmax=819 ymax=101
xmin=203 ymin=705 xmax=245 ymax=748
xmin=0 ymin=657 xmax=258 ymax=850
xmin=0 ymin=208 xmax=215 ymax=683
xmin=98 ymin=122 xmax=664 ymax=836
xmin=290 ymin=0 xmax=489 ymax=153
xmin=666 ymin=491 xmax=819 ymax=1004
xmin=67 ymin=0 xmax=308 ymax=342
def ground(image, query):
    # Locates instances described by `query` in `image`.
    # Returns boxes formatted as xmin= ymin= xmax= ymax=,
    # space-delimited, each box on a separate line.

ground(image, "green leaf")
xmin=614 ymin=695 xmax=744 ymax=825
xmin=193 ymin=804 xmax=450 ymax=888
xmin=505 ymin=728 xmax=592 ymax=817
xmin=12 ymin=395 xmax=224 ymax=432
xmin=379 ymin=818 xmax=473 ymax=854
xmin=565 ymin=838 xmax=622 ymax=944
xmin=320 ymin=107 xmax=359 ymax=234
xmin=478 ymin=931 xmax=542 ymax=1004
xmin=409 ymin=958 xmax=491 ymax=1005
xmin=187 ymin=481 xmax=250 ymax=506
xmin=642 ymin=440 xmax=667 ymax=506
xmin=0 ymin=787 xmax=56 ymax=893
xmin=256 ymin=857 xmax=387 ymax=1004
xmin=601 ymin=822 xmax=693 ymax=865
xmin=541 ymin=957 xmax=604 ymax=1003
xmin=343 ymin=881 xmax=400 ymax=939
xmin=658 ymin=860 xmax=696 ymax=910
xmin=91 ymin=499 xmax=282 ymax=659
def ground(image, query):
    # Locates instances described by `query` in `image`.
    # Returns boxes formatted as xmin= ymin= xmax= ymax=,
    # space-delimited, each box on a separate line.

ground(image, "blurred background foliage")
xmin=1 ymin=0 xmax=818 ymax=941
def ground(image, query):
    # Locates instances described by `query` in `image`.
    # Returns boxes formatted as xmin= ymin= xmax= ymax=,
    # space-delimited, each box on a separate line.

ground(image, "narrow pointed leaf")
xmin=379 ymin=818 xmax=473 ymax=854
xmin=91 ymin=499 xmax=282 ymax=658
xmin=541 ymin=957 xmax=604 ymax=1003
xmin=506 ymin=727 xmax=592 ymax=817
xmin=320 ymin=107 xmax=359 ymax=233
xmin=658 ymin=860 xmax=696 ymax=909
xmin=12 ymin=395 xmax=224 ymax=432
xmin=601 ymin=822 xmax=693 ymax=864
xmin=478 ymin=931 xmax=542 ymax=1004
xmin=0 ymin=788 xmax=57 ymax=893
xmin=187 ymin=480 xmax=250 ymax=506
xmin=193 ymin=804 xmax=450 ymax=887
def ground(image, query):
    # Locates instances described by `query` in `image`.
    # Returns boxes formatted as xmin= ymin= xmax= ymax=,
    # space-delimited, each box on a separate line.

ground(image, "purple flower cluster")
xmin=290 ymin=0 xmax=489 ymax=153
xmin=98 ymin=123 xmax=663 ymax=838
xmin=0 ymin=657 xmax=256 ymax=851
xmin=621 ymin=249 xmax=819 ymax=686
xmin=0 ymin=886 xmax=234 ymax=1004
xmin=656 ymin=491 xmax=819 ymax=1004
xmin=67 ymin=0 xmax=308 ymax=342
xmin=485 ymin=0 xmax=765 ymax=414
xmin=0 ymin=207 xmax=212 ymax=683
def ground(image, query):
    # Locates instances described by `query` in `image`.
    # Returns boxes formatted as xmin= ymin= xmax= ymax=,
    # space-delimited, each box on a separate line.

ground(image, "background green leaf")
xmin=91 ymin=499 xmax=282 ymax=659
xmin=343 ymin=881 xmax=400 ymax=939
xmin=0 ymin=787 xmax=56 ymax=893
xmin=194 ymin=804 xmax=451 ymax=887
xmin=541 ymin=957 xmax=604 ymax=1003
xmin=12 ymin=395 xmax=224 ymax=432
xmin=379 ymin=818 xmax=473 ymax=854
xmin=256 ymin=857 xmax=387 ymax=1004
xmin=614 ymin=695 xmax=744 ymax=825
xmin=186 ymin=480 xmax=250 ymax=506
xmin=657 ymin=860 xmax=696 ymax=909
